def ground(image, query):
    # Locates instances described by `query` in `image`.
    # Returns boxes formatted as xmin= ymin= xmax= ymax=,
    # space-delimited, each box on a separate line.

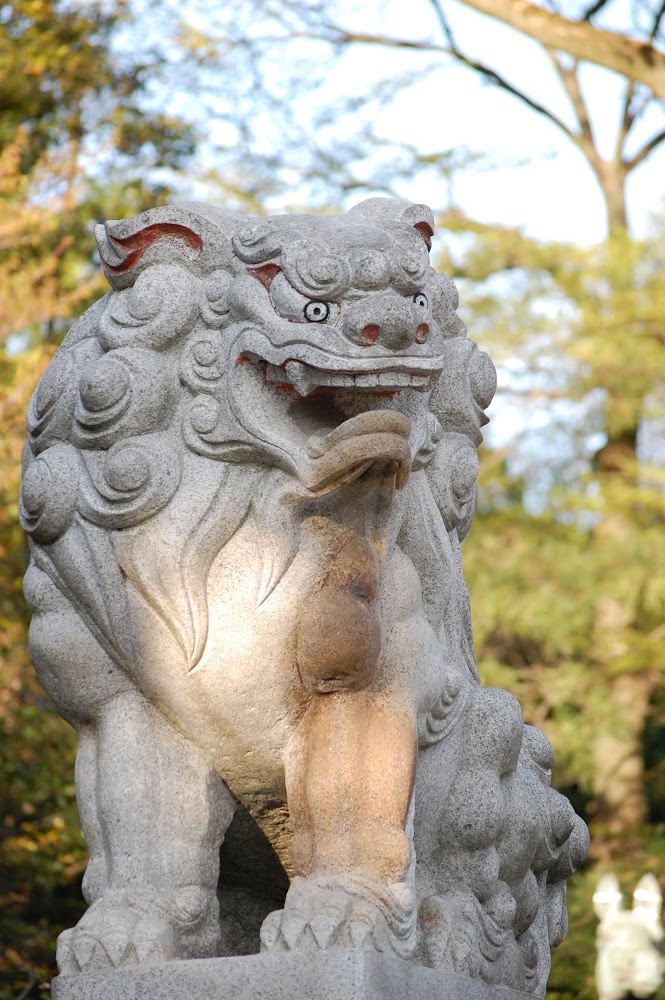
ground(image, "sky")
xmin=310 ymin=0 xmax=665 ymax=243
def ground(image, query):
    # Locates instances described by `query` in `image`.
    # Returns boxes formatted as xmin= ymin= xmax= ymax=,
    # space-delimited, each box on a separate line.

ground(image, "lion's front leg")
xmin=260 ymin=515 xmax=418 ymax=958
xmin=262 ymin=691 xmax=417 ymax=957
xmin=58 ymin=689 xmax=236 ymax=975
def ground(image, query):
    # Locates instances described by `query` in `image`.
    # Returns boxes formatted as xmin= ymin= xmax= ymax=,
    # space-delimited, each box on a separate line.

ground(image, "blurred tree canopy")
xmin=2 ymin=2 xmax=665 ymax=999
xmin=0 ymin=0 xmax=198 ymax=993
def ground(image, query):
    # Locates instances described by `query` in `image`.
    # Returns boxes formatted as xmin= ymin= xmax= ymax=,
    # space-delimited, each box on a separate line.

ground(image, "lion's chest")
xmin=126 ymin=513 xmax=444 ymax=792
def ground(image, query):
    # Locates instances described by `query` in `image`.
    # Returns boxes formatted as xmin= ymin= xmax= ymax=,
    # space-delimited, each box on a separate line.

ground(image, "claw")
xmin=309 ymin=912 xmax=340 ymax=949
xmin=55 ymin=928 xmax=77 ymax=976
xmin=260 ymin=910 xmax=284 ymax=951
xmin=348 ymin=917 xmax=374 ymax=949
xmin=72 ymin=932 xmax=99 ymax=970
xmin=281 ymin=912 xmax=307 ymax=950
xmin=101 ymin=927 xmax=131 ymax=967
xmin=370 ymin=917 xmax=389 ymax=954
xmin=389 ymin=882 xmax=415 ymax=912
xmin=134 ymin=916 xmax=175 ymax=964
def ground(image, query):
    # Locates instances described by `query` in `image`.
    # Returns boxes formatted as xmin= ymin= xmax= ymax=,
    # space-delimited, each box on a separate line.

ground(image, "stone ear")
xmin=413 ymin=221 xmax=433 ymax=250
xmin=593 ymin=874 xmax=623 ymax=920
xmin=632 ymin=873 xmax=662 ymax=921
xmin=95 ymin=205 xmax=235 ymax=289
xmin=97 ymin=222 xmax=202 ymax=278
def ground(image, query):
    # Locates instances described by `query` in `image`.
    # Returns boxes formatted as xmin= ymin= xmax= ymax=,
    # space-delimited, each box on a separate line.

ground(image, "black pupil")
xmin=305 ymin=301 xmax=329 ymax=322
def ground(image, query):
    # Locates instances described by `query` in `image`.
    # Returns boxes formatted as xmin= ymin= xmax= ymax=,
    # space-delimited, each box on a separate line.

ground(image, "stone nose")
xmin=343 ymin=293 xmax=426 ymax=351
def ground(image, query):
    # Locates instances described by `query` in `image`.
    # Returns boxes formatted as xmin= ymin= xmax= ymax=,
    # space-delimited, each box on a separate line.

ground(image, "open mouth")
xmin=220 ymin=349 xmax=442 ymax=493
xmin=233 ymin=352 xmax=440 ymax=441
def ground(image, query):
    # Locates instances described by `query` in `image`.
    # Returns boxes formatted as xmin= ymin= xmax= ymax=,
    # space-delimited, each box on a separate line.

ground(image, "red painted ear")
xmin=104 ymin=223 xmax=203 ymax=274
xmin=247 ymin=263 xmax=281 ymax=291
xmin=413 ymin=221 xmax=433 ymax=250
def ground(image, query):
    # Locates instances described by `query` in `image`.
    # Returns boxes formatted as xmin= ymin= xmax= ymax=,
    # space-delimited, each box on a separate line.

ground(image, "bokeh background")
xmin=2 ymin=1 xmax=665 ymax=997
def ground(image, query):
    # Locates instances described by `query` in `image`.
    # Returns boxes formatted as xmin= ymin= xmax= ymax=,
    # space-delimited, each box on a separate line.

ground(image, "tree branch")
xmin=616 ymin=80 xmax=638 ymax=161
xmin=427 ymin=0 xmax=457 ymax=47
xmin=651 ymin=0 xmax=665 ymax=42
xmin=459 ymin=0 xmax=665 ymax=98
xmin=14 ymin=973 xmax=37 ymax=1000
xmin=319 ymin=21 xmax=577 ymax=144
xmin=581 ymin=0 xmax=611 ymax=21
xmin=306 ymin=26 xmax=449 ymax=53
xmin=547 ymin=49 xmax=603 ymax=170
xmin=624 ymin=126 xmax=665 ymax=171
xmin=616 ymin=0 xmax=665 ymax=145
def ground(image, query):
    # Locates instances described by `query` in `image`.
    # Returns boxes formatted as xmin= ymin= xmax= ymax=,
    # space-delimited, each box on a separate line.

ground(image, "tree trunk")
xmin=460 ymin=0 xmax=665 ymax=98
xmin=589 ymin=670 xmax=652 ymax=853
xmin=594 ymin=160 xmax=629 ymax=234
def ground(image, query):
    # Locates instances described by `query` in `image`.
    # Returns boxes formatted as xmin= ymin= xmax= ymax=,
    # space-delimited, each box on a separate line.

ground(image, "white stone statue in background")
xmin=21 ymin=198 xmax=588 ymax=994
xmin=594 ymin=873 xmax=664 ymax=1000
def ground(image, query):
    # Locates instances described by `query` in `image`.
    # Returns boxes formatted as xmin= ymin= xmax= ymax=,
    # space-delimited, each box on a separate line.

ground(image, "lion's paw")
xmin=259 ymin=876 xmax=416 ymax=959
xmin=56 ymin=899 xmax=178 ymax=975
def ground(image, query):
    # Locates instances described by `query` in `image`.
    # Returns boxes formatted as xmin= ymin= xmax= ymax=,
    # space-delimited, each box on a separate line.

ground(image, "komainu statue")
xmin=21 ymin=198 xmax=588 ymax=994
xmin=594 ymin=874 xmax=664 ymax=1000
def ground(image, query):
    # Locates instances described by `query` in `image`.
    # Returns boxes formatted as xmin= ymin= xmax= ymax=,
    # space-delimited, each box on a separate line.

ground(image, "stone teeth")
xmin=264 ymin=360 xmax=435 ymax=392
xmin=316 ymin=371 xmax=354 ymax=387
xmin=285 ymin=361 xmax=316 ymax=396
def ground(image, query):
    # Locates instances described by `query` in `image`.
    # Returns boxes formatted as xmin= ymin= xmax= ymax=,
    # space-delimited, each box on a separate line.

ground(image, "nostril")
xmin=361 ymin=324 xmax=380 ymax=346
xmin=416 ymin=324 xmax=429 ymax=344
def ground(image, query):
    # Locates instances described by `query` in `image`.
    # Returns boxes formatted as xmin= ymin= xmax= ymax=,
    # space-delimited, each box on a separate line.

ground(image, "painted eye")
xmin=303 ymin=300 xmax=330 ymax=323
xmin=413 ymin=293 xmax=428 ymax=309
xmin=269 ymin=272 xmax=340 ymax=324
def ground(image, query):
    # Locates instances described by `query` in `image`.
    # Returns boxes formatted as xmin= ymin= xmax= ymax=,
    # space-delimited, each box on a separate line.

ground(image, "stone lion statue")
xmin=594 ymin=874 xmax=664 ymax=1000
xmin=21 ymin=197 xmax=588 ymax=993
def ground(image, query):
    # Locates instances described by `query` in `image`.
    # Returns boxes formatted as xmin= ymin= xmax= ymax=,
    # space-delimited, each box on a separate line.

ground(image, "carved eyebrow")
xmin=247 ymin=263 xmax=281 ymax=291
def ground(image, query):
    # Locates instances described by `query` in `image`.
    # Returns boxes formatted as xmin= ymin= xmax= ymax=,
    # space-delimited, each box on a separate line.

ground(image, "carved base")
xmin=51 ymin=952 xmax=535 ymax=1000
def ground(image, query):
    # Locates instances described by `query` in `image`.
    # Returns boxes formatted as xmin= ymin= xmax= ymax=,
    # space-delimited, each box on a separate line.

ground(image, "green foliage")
xmin=0 ymin=682 xmax=84 ymax=995
xmin=455 ymin=221 xmax=665 ymax=827
xmin=0 ymin=347 xmax=86 ymax=995
xmin=0 ymin=0 xmax=196 ymax=174
xmin=0 ymin=2 xmax=201 ymax=993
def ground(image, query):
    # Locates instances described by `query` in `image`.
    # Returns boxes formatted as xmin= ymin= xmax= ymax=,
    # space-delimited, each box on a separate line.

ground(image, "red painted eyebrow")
xmin=247 ymin=263 xmax=281 ymax=291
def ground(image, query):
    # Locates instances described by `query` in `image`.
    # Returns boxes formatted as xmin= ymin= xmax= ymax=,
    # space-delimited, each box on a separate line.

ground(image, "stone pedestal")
xmin=52 ymin=952 xmax=533 ymax=1000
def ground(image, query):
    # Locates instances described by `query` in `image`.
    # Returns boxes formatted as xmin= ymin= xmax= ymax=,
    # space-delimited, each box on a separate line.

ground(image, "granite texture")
xmin=52 ymin=951 xmax=535 ymax=1000
xmin=21 ymin=197 xmax=588 ymax=996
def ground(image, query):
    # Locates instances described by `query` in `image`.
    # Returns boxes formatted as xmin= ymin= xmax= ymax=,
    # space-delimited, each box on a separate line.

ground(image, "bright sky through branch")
xmin=115 ymin=0 xmax=665 ymax=243
xmin=296 ymin=0 xmax=665 ymax=243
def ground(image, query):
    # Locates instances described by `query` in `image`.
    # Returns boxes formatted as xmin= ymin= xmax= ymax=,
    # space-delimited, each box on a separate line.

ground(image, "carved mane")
xmin=20 ymin=200 xmax=495 ymax=675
